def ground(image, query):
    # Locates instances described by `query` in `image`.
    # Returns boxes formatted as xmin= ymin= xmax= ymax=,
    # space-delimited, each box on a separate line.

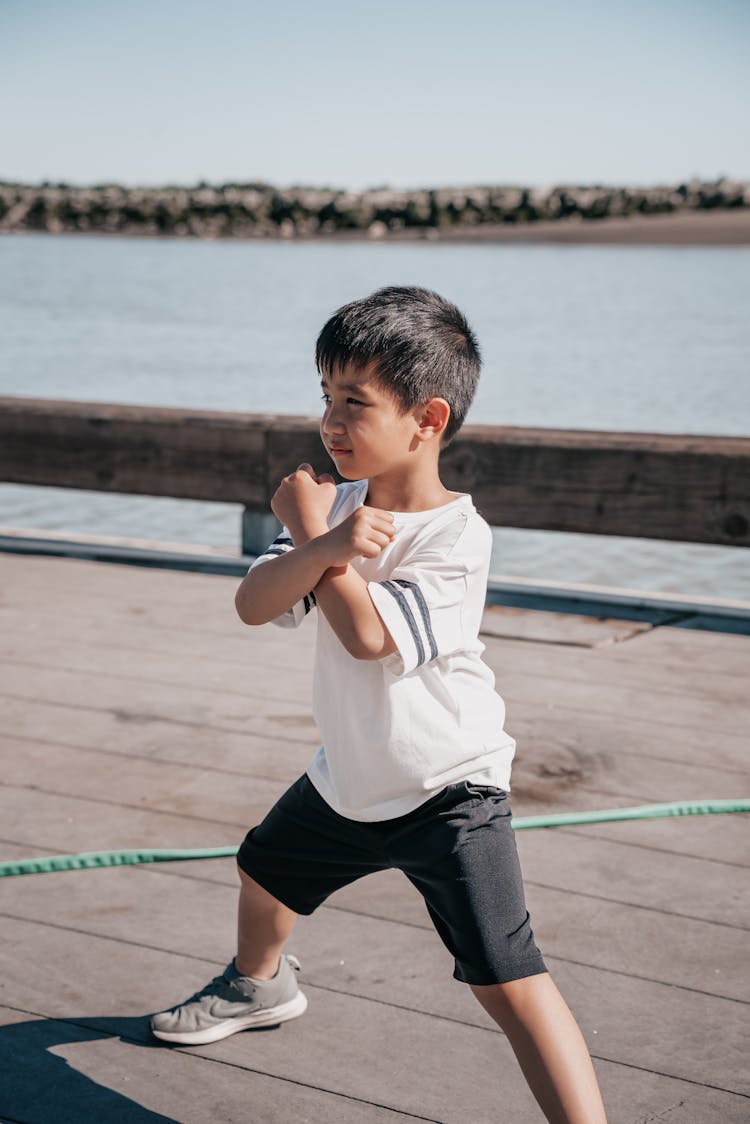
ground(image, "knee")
xmin=237 ymin=863 xmax=294 ymax=917
xmin=470 ymin=971 xmax=552 ymax=1024
xmin=237 ymin=863 xmax=272 ymax=903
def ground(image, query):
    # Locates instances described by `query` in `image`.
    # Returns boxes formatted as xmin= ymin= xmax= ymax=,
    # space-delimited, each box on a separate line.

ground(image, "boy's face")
xmin=319 ymin=363 xmax=422 ymax=482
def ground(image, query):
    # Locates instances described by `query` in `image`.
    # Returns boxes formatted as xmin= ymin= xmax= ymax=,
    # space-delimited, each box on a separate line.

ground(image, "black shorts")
xmin=236 ymin=772 xmax=548 ymax=986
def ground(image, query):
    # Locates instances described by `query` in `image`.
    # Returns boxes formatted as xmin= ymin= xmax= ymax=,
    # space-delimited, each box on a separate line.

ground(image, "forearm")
xmin=314 ymin=565 xmax=396 ymax=660
xmin=265 ymin=496 xmax=396 ymax=658
xmin=235 ymin=536 xmax=332 ymax=625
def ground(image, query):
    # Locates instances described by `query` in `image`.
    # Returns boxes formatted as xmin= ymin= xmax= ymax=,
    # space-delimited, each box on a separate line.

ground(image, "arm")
xmin=308 ymin=549 xmax=398 ymax=661
xmin=235 ymin=534 xmax=333 ymax=626
xmin=236 ymin=532 xmax=395 ymax=659
xmin=241 ymin=464 xmax=398 ymax=659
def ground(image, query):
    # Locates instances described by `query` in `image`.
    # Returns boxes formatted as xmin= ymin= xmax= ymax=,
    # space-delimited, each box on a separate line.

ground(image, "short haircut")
xmin=315 ymin=286 xmax=481 ymax=446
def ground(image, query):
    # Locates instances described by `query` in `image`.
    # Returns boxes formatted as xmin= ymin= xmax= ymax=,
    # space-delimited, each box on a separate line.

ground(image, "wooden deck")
xmin=1 ymin=552 xmax=748 ymax=1123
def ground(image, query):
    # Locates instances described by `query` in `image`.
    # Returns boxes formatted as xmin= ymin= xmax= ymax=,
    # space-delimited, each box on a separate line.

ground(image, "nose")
xmin=322 ymin=400 xmax=346 ymax=436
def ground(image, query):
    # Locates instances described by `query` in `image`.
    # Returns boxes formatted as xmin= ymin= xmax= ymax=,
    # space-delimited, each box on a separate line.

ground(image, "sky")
xmin=1 ymin=0 xmax=748 ymax=191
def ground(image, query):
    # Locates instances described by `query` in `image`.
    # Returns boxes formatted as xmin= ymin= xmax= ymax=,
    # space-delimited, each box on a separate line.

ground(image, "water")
xmin=1 ymin=232 xmax=749 ymax=601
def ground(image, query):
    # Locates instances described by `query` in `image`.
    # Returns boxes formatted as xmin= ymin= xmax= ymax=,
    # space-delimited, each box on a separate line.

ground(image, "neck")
xmin=363 ymin=468 xmax=457 ymax=513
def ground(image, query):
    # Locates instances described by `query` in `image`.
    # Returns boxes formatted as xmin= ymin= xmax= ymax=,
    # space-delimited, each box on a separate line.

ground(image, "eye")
xmin=320 ymin=394 xmax=331 ymax=404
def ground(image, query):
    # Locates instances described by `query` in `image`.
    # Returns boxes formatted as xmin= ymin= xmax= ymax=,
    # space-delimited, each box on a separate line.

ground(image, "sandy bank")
xmin=4 ymin=208 xmax=748 ymax=247
xmin=328 ymin=209 xmax=750 ymax=246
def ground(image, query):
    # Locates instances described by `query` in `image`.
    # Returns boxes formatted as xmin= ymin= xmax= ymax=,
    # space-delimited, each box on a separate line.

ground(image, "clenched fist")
xmin=322 ymin=504 xmax=396 ymax=567
xmin=271 ymin=463 xmax=337 ymax=543
xmin=271 ymin=463 xmax=396 ymax=565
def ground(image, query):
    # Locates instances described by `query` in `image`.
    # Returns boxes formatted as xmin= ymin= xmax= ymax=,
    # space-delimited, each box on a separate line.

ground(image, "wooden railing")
xmin=1 ymin=396 xmax=748 ymax=555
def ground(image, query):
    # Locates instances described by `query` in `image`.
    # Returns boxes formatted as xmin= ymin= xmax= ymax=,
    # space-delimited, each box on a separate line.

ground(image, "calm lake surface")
xmin=1 ymin=232 xmax=749 ymax=600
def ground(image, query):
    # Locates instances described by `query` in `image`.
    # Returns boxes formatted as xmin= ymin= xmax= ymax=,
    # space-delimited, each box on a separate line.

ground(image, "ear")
xmin=415 ymin=397 xmax=451 ymax=442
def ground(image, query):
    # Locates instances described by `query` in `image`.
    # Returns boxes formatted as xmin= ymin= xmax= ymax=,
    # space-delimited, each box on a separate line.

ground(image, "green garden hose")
xmin=1 ymin=798 xmax=747 ymax=878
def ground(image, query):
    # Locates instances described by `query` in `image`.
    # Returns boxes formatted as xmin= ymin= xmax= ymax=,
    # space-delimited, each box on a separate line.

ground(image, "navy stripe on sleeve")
xmin=392 ymin=579 xmax=438 ymax=661
xmin=380 ymin=580 xmax=426 ymax=667
xmin=302 ymin=590 xmax=317 ymax=614
xmin=254 ymin=534 xmax=315 ymax=618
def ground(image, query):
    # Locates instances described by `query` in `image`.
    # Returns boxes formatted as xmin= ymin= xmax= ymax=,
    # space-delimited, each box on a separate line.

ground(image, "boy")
xmin=151 ymin=286 xmax=607 ymax=1123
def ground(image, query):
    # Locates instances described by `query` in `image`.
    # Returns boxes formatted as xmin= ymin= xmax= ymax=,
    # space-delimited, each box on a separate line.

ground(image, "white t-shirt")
xmin=247 ymin=478 xmax=516 ymax=821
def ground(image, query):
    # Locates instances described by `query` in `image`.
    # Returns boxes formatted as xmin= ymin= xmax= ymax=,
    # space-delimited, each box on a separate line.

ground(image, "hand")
xmin=320 ymin=504 xmax=396 ymax=567
xmin=271 ymin=463 xmax=337 ymax=543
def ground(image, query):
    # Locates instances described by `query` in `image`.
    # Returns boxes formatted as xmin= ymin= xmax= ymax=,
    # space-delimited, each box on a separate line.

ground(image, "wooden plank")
xmin=552 ymin=816 xmax=750 ymax=867
xmin=7 ymin=551 xmax=748 ymax=700
xmin=487 ymin=622 xmax=750 ymax=698
xmin=2 ymin=680 xmax=746 ymax=830
xmin=445 ymin=425 xmax=750 ymax=544
xmin=3 ymin=730 xmax=748 ymax=888
xmin=0 ymin=631 xmax=315 ymax=704
xmin=4 ymin=837 xmax=747 ymax=1002
xmin=0 ymin=551 xmax=250 ymax=615
xmin=4 ymin=551 xmax=749 ymax=717
xmin=3 ymin=702 xmax=743 ymax=860
xmin=4 ymin=612 xmax=747 ymax=719
xmin=2 ymin=397 xmax=749 ymax=544
xmin=0 ymin=746 xmax=283 ymax=832
xmin=2 ymin=674 xmax=747 ymax=819
xmin=2 ymin=636 xmax=747 ymax=776
xmin=483 ymin=629 xmax=750 ymax=705
xmin=3 ymin=771 xmax=748 ymax=1002
xmin=5 ymin=651 xmax=747 ymax=803
xmin=514 ymin=829 xmax=750 ymax=930
xmin=261 ymin=850 xmax=750 ymax=1003
xmin=4 ymin=690 xmax=743 ymax=840
xmin=0 ymin=915 xmax=558 ymax=1123
xmin=0 ymin=698 xmax=318 ymax=780
xmin=0 ymin=554 xmax=315 ymax=660
xmin=0 ymin=604 xmax=315 ymax=678
xmin=3 ymin=599 xmax=747 ymax=740
xmin=507 ymin=707 xmax=748 ymax=778
xmin=0 ymin=396 xmax=271 ymax=506
xmin=0 ymin=784 xmax=241 ymax=854
xmin=606 ymin=619 xmax=750 ymax=662
xmin=498 ymin=718 xmax=749 ymax=808
xmin=4 ymin=1004 xmax=746 ymax=1124
xmin=0 ymin=662 xmax=319 ymax=743
xmin=502 ymin=719 xmax=748 ymax=809
xmin=4 ymin=568 xmax=747 ymax=704
xmin=480 ymin=604 xmax=655 ymax=647
xmin=2 ymin=885 xmax=748 ymax=1100
xmin=0 ymin=1008 xmax=414 ymax=1124
xmin=2 ymin=549 xmax=749 ymax=1117
xmin=486 ymin=659 xmax=749 ymax=738
xmin=2 ymin=597 xmax=747 ymax=749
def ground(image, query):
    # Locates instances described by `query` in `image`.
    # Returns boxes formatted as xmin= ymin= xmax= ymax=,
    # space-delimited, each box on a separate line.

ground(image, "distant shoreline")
xmin=3 ymin=209 xmax=750 ymax=246
xmin=2 ymin=178 xmax=748 ymax=246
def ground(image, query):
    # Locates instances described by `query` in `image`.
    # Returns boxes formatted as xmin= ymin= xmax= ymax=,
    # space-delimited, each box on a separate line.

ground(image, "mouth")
xmin=328 ymin=446 xmax=352 ymax=455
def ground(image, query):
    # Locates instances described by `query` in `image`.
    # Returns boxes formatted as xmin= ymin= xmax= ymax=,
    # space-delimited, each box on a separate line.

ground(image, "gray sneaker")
xmin=150 ymin=954 xmax=307 ymax=1045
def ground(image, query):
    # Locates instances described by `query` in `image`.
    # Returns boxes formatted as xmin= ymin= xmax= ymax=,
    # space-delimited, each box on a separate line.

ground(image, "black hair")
xmin=315 ymin=285 xmax=481 ymax=446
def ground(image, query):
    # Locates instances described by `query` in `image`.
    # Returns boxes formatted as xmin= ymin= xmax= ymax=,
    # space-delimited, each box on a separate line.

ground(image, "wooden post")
xmin=242 ymin=508 xmax=282 ymax=557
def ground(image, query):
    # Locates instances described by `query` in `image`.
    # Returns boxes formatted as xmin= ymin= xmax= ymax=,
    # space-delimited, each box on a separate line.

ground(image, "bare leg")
xmin=235 ymin=864 xmax=299 ymax=980
xmin=471 ymin=972 xmax=607 ymax=1124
